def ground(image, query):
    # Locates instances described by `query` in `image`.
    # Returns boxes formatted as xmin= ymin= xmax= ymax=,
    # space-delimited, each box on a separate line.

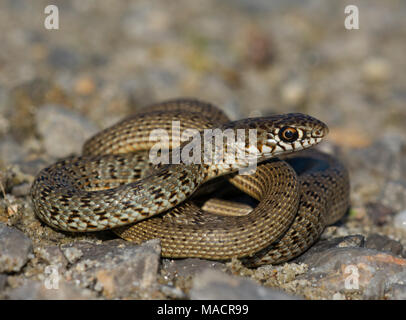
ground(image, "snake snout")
xmin=311 ymin=123 xmax=329 ymax=139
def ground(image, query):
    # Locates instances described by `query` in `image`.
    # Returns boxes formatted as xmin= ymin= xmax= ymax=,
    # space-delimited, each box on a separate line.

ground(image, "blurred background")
xmin=1 ymin=0 xmax=404 ymax=134
xmin=1 ymin=0 xmax=406 ymax=213
xmin=0 ymin=0 xmax=405 ymax=208
xmin=0 ymin=0 xmax=406 ymax=300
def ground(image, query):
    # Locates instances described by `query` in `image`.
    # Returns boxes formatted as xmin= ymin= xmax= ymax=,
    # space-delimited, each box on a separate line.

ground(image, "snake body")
xmin=31 ymin=99 xmax=349 ymax=266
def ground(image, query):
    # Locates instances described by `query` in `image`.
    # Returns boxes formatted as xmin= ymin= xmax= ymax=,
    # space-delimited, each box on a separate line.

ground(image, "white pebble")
xmin=393 ymin=210 xmax=406 ymax=231
xmin=332 ymin=292 xmax=345 ymax=300
xmin=281 ymin=81 xmax=306 ymax=106
xmin=362 ymin=57 xmax=391 ymax=82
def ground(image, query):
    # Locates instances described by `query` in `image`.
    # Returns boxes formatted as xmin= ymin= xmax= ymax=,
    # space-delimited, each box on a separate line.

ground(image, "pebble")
xmin=11 ymin=182 xmax=31 ymax=197
xmin=74 ymin=76 xmax=96 ymax=95
xmin=332 ymin=292 xmax=346 ymax=300
xmin=351 ymin=134 xmax=406 ymax=181
xmin=189 ymin=269 xmax=301 ymax=300
xmin=380 ymin=180 xmax=406 ymax=213
xmin=362 ymin=57 xmax=391 ymax=83
xmin=243 ymin=26 xmax=274 ymax=68
xmin=365 ymin=234 xmax=404 ymax=257
xmin=387 ymin=283 xmax=406 ymax=300
xmin=35 ymin=104 xmax=98 ymax=158
xmin=47 ymin=47 xmax=81 ymax=70
xmin=35 ymin=245 xmax=69 ymax=270
xmin=62 ymin=247 xmax=84 ymax=264
xmin=0 ymin=136 xmax=27 ymax=165
xmin=0 ymin=223 xmax=33 ymax=273
xmin=393 ymin=210 xmax=406 ymax=232
xmin=162 ymin=258 xmax=225 ymax=279
xmin=6 ymin=280 xmax=96 ymax=300
xmin=365 ymin=202 xmax=395 ymax=226
xmin=280 ymin=80 xmax=306 ymax=106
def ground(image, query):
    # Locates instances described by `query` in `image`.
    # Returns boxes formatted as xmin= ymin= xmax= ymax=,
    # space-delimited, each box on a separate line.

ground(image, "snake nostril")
xmin=312 ymin=127 xmax=328 ymax=138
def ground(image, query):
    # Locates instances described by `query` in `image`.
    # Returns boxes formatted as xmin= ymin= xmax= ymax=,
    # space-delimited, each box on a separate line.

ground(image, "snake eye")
xmin=279 ymin=127 xmax=299 ymax=143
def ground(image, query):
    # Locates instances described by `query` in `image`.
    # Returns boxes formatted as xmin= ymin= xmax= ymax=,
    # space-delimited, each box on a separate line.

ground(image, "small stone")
xmin=380 ymin=181 xmax=406 ymax=213
xmin=388 ymin=284 xmax=406 ymax=300
xmin=159 ymin=284 xmax=187 ymax=299
xmin=35 ymin=104 xmax=98 ymax=158
xmin=0 ymin=223 xmax=33 ymax=273
xmin=161 ymin=258 xmax=225 ymax=279
xmin=11 ymin=182 xmax=31 ymax=197
xmin=332 ymin=292 xmax=345 ymax=300
xmin=190 ymin=269 xmax=301 ymax=300
xmin=0 ymin=136 xmax=27 ymax=165
xmin=362 ymin=57 xmax=391 ymax=83
xmin=328 ymin=127 xmax=371 ymax=148
xmin=15 ymin=158 xmax=50 ymax=177
xmin=74 ymin=76 xmax=96 ymax=95
xmin=393 ymin=210 xmax=406 ymax=232
xmin=62 ymin=247 xmax=83 ymax=264
xmin=48 ymin=47 xmax=81 ymax=70
xmin=365 ymin=202 xmax=395 ymax=226
xmin=35 ymin=246 xmax=69 ymax=269
xmin=6 ymin=280 xmax=96 ymax=299
xmin=243 ymin=26 xmax=274 ymax=68
xmin=365 ymin=234 xmax=404 ymax=257
xmin=281 ymin=81 xmax=306 ymax=106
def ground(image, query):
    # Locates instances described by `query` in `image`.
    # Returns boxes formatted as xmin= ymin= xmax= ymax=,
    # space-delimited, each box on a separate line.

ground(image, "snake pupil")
xmin=279 ymin=127 xmax=299 ymax=143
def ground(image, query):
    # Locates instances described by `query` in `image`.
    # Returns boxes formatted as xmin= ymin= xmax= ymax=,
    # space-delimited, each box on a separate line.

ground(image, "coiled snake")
xmin=31 ymin=98 xmax=350 ymax=266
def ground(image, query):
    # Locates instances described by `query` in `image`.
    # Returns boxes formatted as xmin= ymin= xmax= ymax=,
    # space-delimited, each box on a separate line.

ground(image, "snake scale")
xmin=31 ymin=98 xmax=350 ymax=266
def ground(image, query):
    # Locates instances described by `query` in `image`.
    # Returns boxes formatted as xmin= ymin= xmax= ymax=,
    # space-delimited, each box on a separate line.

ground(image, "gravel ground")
xmin=0 ymin=0 xmax=406 ymax=300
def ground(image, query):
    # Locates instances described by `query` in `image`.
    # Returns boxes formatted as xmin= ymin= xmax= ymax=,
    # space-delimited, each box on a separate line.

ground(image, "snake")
xmin=31 ymin=98 xmax=350 ymax=266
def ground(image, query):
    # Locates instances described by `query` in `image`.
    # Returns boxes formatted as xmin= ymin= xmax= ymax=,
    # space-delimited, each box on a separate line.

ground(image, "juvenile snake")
xmin=31 ymin=98 xmax=350 ymax=266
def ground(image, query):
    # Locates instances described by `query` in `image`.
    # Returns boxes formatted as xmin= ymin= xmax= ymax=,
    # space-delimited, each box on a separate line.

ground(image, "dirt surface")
xmin=0 ymin=0 xmax=406 ymax=300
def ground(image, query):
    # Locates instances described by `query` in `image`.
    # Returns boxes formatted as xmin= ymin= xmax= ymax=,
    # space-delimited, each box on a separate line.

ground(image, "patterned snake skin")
xmin=31 ymin=98 xmax=350 ymax=266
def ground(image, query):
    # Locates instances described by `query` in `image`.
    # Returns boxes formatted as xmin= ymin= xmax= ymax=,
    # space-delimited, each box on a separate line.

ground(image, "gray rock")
xmin=35 ymin=104 xmax=98 ymax=158
xmin=0 ymin=223 xmax=33 ymax=273
xmin=60 ymin=239 xmax=161 ymax=298
xmin=365 ymin=234 xmax=404 ymax=257
xmin=190 ymin=269 xmax=301 ymax=300
xmin=294 ymin=235 xmax=365 ymax=263
xmin=365 ymin=202 xmax=395 ymax=226
xmin=48 ymin=47 xmax=81 ymax=70
xmin=364 ymin=270 xmax=406 ymax=300
xmin=0 ymin=136 xmax=26 ymax=165
xmin=352 ymin=133 xmax=406 ymax=181
xmin=297 ymin=247 xmax=406 ymax=299
xmin=393 ymin=210 xmax=406 ymax=232
xmin=6 ymin=280 xmax=96 ymax=300
xmin=35 ymin=245 xmax=69 ymax=270
xmin=11 ymin=182 xmax=31 ymax=197
xmin=14 ymin=158 xmax=50 ymax=177
xmin=387 ymin=283 xmax=406 ymax=300
xmin=62 ymin=246 xmax=84 ymax=264
xmin=380 ymin=180 xmax=406 ymax=213
xmin=162 ymin=258 xmax=225 ymax=279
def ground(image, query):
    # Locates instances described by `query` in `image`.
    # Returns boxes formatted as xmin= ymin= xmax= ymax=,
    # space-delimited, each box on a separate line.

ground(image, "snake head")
xmin=260 ymin=113 xmax=328 ymax=157
xmin=228 ymin=113 xmax=328 ymax=159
